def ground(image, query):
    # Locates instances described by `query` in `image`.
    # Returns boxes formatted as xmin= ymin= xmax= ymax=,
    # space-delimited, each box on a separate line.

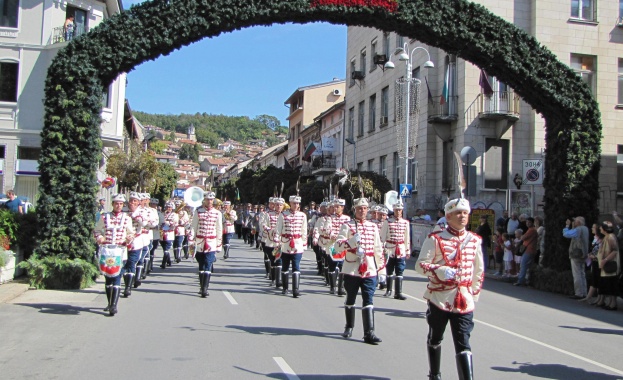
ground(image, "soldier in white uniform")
xmin=380 ymin=200 xmax=411 ymax=299
xmin=265 ymin=197 xmax=284 ymax=287
xmin=275 ymin=195 xmax=307 ymax=298
xmin=335 ymin=197 xmax=386 ymax=344
xmin=148 ymin=198 xmax=163 ymax=273
xmin=327 ymin=199 xmax=351 ymax=296
xmin=318 ymin=201 xmax=336 ymax=285
xmin=174 ymin=199 xmax=189 ymax=263
xmin=191 ymin=190 xmax=223 ymax=297
xmin=94 ymin=194 xmax=135 ymax=316
xmin=259 ymin=198 xmax=275 ymax=277
xmin=140 ymin=193 xmax=159 ymax=279
xmin=310 ymin=201 xmax=328 ymax=276
xmin=222 ymin=200 xmax=237 ymax=259
xmin=415 ymin=198 xmax=484 ymax=380
xmin=124 ymin=192 xmax=148 ymax=297
xmin=159 ymin=201 xmax=179 ymax=269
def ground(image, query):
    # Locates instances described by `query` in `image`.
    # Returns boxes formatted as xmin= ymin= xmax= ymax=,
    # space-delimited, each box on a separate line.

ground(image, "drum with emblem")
xmin=98 ymin=244 xmax=126 ymax=277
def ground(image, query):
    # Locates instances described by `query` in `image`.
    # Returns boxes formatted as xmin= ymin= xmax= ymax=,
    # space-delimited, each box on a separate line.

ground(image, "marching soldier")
xmin=327 ymin=198 xmax=351 ymax=296
xmin=222 ymin=200 xmax=237 ymax=259
xmin=241 ymin=203 xmax=254 ymax=244
xmin=174 ymin=199 xmax=189 ymax=263
xmin=256 ymin=204 xmax=267 ymax=250
xmin=415 ymin=198 xmax=484 ymax=380
xmin=124 ymin=192 xmax=148 ymax=296
xmin=148 ymin=198 xmax=163 ymax=273
xmin=94 ymin=194 xmax=135 ymax=316
xmin=183 ymin=204 xmax=196 ymax=259
xmin=259 ymin=198 xmax=275 ymax=277
xmin=319 ymin=201 xmax=336 ymax=285
xmin=335 ymin=197 xmax=386 ymax=344
xmin=380 ymin=200 xmax=411 ymax=299
xmin=275 ymin=194 xmax=307 ymax=298
xmin=160 ymin=201 xmax=179 ymax=269
xmin=140 ymin=193 xmax=159 ymax=279
xmin=191 ymin=190 xmax=223 ymax=298
xmin=310 ymin=201 xmax=328 ymax=276
xmin=264 ymin=197 xmax=284 ymax=287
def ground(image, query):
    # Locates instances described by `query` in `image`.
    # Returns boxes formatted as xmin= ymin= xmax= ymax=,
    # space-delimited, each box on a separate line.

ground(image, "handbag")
xmin=603 ymin=260 xmax=617 ymax=274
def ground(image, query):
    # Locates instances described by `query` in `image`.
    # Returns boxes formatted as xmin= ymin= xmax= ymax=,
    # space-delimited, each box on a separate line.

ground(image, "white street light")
xmin=384 ymin=43 xmax=434 ymax=211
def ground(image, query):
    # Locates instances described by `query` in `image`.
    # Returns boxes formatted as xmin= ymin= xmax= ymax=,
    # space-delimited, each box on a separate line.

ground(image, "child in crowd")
xmin=502 ymin=233 xmax=514 ymax=277
xmin=494 ymin=228 xmax=505 ymax=276
xmin=513 ymin=229 xmax=524 ymax=275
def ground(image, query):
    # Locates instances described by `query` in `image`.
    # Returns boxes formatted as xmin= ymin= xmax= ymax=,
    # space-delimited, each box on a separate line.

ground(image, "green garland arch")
xmin=36 ymin=0 xmax=600 ymax=288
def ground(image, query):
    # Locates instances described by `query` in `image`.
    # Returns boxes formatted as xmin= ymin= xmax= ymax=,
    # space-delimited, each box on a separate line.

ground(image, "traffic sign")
xmin=522 ymin=159 xmax=543 ymax=185
xmin=400 ymin=184 xmax=412 ymax=198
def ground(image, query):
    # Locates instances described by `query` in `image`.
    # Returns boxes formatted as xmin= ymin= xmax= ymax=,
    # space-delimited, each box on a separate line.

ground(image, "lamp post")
xmin=385 ymin=43 xmax=434 ymax=204
xmin=345 ymin=137 xmax=356 ymax=170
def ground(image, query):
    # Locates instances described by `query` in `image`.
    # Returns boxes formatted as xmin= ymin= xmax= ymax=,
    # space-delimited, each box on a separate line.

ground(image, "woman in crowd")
xmin=597 ymin=221 xmax=619 ymax=311
xmin=582 ymin=223 xmax=603 ymax=305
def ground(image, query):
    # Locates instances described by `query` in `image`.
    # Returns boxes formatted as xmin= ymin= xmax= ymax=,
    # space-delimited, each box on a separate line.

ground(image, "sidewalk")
xmin=0 ymin=276 xmax=31 ymax=303
xmin=0 ymin=276 xmax=103 ymax=304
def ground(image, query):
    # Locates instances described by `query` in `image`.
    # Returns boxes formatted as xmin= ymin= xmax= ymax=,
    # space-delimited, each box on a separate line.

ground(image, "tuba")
xmin=184 ymin=186 xmax=205 ymax=208
xmin=384 ymin=190 xmax=399 ymax=212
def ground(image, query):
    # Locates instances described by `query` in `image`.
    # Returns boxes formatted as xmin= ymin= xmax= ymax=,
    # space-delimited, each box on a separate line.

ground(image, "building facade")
xmin=0 ymin=0 xmax=126 ymax=205
xmin=345 ymin=0 xmax=623 ymax=217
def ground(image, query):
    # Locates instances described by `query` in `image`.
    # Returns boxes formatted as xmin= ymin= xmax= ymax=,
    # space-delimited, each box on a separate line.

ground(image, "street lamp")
xmin=345 ymin=137 xmax=356 ymax=170
xmin=384 ymin=43 xmax=434 ymax=206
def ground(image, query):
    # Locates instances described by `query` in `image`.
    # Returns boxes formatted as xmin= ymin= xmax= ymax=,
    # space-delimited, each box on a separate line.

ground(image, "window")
xmin=0 ymin=61 xmax=18 ymax=102
xmin=17 ymin=147 xmax=41 ymax=160
xmin=394 ymin=152 xmax=401 ymax=190
xmin=357 ymin=162 xmax=363 ymax=172
xmin=618 ymin=145 xmax=623 ymax=193
xmin=357 ymin=101 xmax=365 ymax=137
xmin=0 ymin=0 xmax=18 ymax=28
xmin=571 ymin=0 xmax=595 ymax=21
xmin=620 ymin=0 xmax=623 ymax=23
xmin=370 ymin=39 xmax=377 ymax=72
xmin=380 ymin=155 xmax=387 ymax=177
xmin=350 ymin=60 xmax=356 ymax=86
xmin=396 ymin=35 xmax=404 ymax=50
xmin=412 ymin=66 xmax=421 ymax=80
xmin=67 ymin=7 xmax=89 ymax=38
xmin=348 ymin=107 xmax=355 ymax=139
xmin=102 ymin=85 xmax=111 ymax=109
xmin=381 ymin=86 xmax=389 ymax=125
xmin=484 ymin=138 xmax=509 ymax=189
xmin=442 ymin=140 xmax=454 ymax=190
xmin=618 ymin=58 xmax=623 ymax=104
xmin=409 ymin=159 xmax=418 ymax=191
xmin=368 ymin=159 xmax=374 ymax=172
xmin=368 ymin=94 xmax=376 ymax=132
xmin=360 ymin=49 xmax=367 ymax=75
xmin=382 ymin=33 xmax=390 ymax=59
xmin=571 ymin=54 xmax=596 ymax=94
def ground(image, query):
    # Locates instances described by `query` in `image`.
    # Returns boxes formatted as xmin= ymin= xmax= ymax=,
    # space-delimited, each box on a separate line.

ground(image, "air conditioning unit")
xmin=351 ymin=71 xmax=365 ymax=80
xmin=373 ymin=54 xmax=388 ymax=65
xmin=333 ymin=89 xmax=343 ymax=96
xmin=380 ymin=116 xmax=388 ymax=125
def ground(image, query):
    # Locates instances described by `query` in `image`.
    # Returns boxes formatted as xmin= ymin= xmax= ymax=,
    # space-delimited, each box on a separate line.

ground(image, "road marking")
xmin=273 ymin=357 xmax=300 ymax=380
xmin=402 ymin=293 xmax=623 ymax=376
xmin=222 ymin=291 xmax=238 ymax=305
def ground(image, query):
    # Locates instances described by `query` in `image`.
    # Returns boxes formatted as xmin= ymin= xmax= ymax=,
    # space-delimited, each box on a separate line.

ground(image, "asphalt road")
xmin=1 ymin=238 xmax=622 ymax=380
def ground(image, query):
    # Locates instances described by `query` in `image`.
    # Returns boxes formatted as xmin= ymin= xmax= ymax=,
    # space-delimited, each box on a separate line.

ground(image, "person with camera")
xmin=563 ymin=216 xmax=589 ymax=299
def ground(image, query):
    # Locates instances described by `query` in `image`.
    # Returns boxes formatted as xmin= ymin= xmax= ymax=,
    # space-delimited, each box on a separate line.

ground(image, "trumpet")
xmin=174 ymin=201 xmax=187 ymax=213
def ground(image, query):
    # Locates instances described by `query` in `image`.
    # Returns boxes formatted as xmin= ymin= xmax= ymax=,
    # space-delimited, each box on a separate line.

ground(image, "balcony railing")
xmin=312 ymin=156 xmax=336 ymax=174
xmin=478 ymin=91 xmax=520 ymax=120
xmin=50 ymin=24 xmax=88 ymax=45
xmin=427 ymin=95 xmax=459 ymax=123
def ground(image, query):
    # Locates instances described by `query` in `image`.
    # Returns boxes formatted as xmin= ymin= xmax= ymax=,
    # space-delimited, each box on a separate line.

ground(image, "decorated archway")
xmin=34 ymin=0 xmax=600 ymax=288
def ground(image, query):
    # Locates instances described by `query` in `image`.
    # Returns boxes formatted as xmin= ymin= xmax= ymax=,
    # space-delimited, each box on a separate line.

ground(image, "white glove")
xmin=356 ymin=246 xmax=365 ymax=257
xmin=348 ymin=233 xmax=361 ymax=247
xmin=378 ymin=274 xmax=386 ymax=284
xmin=444 ymin=267 xmax=457 ymax=280
xmin=354 ymin=233 xmax=361 ymax=243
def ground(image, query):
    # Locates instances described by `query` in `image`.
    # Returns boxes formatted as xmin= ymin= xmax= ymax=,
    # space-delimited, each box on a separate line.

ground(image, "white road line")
xmin=273 ymin=357 xmax=300 ymax=380
xmin=222 ymin=290 xmax=238 ymax=305
xmin=402 ymin=293 xmax=623 ymax=376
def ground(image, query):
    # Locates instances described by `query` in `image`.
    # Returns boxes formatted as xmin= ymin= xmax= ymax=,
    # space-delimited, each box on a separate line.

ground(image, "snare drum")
xmin=98 ymin=244 xmax=126 ymax=277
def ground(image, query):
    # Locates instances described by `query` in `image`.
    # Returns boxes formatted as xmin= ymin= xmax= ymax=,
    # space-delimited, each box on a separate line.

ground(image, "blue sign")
xmin=400 ymin=184 xmax=412 ymax=198
xmin=173 ymin=188 xmax=186 ymax=198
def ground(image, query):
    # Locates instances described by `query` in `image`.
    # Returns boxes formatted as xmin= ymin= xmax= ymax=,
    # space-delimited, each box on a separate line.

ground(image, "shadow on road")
xmin=234 ymin=366 xmax=391 ymax=380
xmin=559 ymin=325 xmax=623 ymax=336
xmin=13 ymin=303 xmax=106 ymax=316
xmin=492 ymin=361 xmax=622 ymax=379
xmin=225 ymin=324 xmax=346 ymax=341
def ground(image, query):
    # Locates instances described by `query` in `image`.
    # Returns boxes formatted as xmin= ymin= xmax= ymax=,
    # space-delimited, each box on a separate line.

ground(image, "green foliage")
xmin=37 ymin=0 xmax=601 ymax=289
xmin=150 ymin=162 xmax=179 ymax=206
xmin=0 ymin=209 xmax=18 ymax=243
xmin=148 ymin=140 xmax=167 ymax=154
xmin=106 ymin=143 xmax=161 ymax=192
xmin=178 ymin=143 xmax=199 ymax=162
xmin=18 ymin=256 xmax=99 ymax=289
xmin=330 ymin=171 xmax=393 ymax=211
xmin=0 ymin=250 xmax=8 ymax=267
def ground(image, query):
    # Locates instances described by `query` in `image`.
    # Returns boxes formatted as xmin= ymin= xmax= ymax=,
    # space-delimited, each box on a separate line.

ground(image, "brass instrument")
xmin=174 ymin=201 xmax=187 ymax=213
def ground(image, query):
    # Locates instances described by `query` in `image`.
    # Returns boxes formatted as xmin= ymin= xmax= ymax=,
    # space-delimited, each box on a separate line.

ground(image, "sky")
xmin=122 ymin=0 xmax=347 ymax=127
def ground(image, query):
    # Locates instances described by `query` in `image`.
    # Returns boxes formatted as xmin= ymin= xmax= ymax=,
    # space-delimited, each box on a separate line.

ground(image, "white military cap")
xmin=289 ymin=195 xmax=301 ymax=203
xmin=393 ymin=200 xmax=404 ymax=210
xmin=378 ymin=207 xmax=388 ymax=214
xmin=320 ymin=201 xmax=328 ymax=207
xmin=334 ymin=198 xmax=346 ymax=206
xmin=149 ymin=198 xmax=159 ymax=204
xmin=223 ymin=200 xmax=231 ymax=206
xmin=275 ymin=197 xmax=285 ymax=204
xmin=268 ymin=197 xmax=275 ymax=203
xmin=164 ymin=201 xmax=174 ymax=209
xmin=444 ymin=198 xmax=471 ymax=214
xmin=129 ymin=192 xmax=141 ymax=200
xmin=111 ymin=194 xmax=126 ymax=203
xmin=204 ymin=191 xmax=216 ymax=199
xmin=353 ymin=198 xmax=369 ymax=208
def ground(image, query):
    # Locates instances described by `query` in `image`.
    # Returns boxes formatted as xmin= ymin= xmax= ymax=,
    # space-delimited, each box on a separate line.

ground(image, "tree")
xmin=149 ymin=162 xmax=179 ymax=206
xmin=105 ymin=143 xmax=159 ymax=192
xmin=179 ymin=143 xmax=198 ymax=162
xmin=167 ymin=131 xmax=176 ymax=142
xmin=148 ymin=140 xmax=167 ymax=154
xmin=255 ymin=114 xmax=281 ymax=130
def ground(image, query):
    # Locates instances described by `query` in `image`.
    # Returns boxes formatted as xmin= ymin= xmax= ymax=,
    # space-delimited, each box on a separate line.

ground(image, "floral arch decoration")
xmin=37 ymin=0 xmax=600 ymax=286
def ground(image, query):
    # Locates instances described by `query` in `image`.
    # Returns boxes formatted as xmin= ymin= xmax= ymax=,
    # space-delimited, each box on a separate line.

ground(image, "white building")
xmin=0 ymin=0 xmax=126 ymax=205
xmin=345 ymin=0 xmax=623 ymax=217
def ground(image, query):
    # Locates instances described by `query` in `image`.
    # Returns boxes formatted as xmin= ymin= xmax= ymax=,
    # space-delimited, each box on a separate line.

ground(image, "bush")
xmin=18 ymin=256 xmax=99 ymax=289
xmin=0 ymin=209 xmax=18 ymax=247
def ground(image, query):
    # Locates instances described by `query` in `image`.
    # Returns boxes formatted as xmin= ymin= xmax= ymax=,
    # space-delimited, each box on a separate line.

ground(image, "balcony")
xmin=427 ymin=96 xmax=459 ymax=123
xmin=311 ymin=156 xmax=336 ymax=175
xmin=478 ymin=91 xmax=520 ymax=121
xmin=50 ymin=24 xmax=88 ymax=45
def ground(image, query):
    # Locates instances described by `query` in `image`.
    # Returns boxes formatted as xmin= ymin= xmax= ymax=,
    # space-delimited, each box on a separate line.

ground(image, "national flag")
xmin=425 ymin=76 xmax=434 ymax=104
xmin=479 ymin=69 xmax=494 ymax=96
xmin=440 ymin=65 xmax=449 ymax=105
xmin=303 ymin=141 xmax=317 ymax=161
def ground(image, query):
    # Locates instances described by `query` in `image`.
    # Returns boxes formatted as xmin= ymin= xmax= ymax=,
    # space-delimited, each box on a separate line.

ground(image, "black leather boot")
xmin=104 ymin=285 xmax=112 ymax=312
xmin=324 ymin=265 xmax=330 ymax=286
xmin=198 ymin=271 xmax=204 ymax=294
xmin=456 ymin=351 xmax=473 ymax=380
xmin=281 ymin=272 xmax=289 ymax=295
xmin=316 ymin=261 xmax=323 ymax=276
xmin=384 ymin=276 xmax=393 ymax=297
xmin=143 ymin=257 xmax=150 ymax=277
xmin=292 ymin=272 xmax=300 ymax=298
xmin=160 ymin=251 xmax=169 ymax=269
xmin=174 ymin=246 xmax=181 ymax=263
xmin=362 ymin=306 xmax=382 ymax=344
xmin=329 ymin=271 xmax=337 ymax=294
xmin=342 ymin=306 xmax=355 ymax=338
xmin=201 ymin=271 xmax=211 ymax=298
xmin=149 ymin=255 xmax=154 ymax=272
xmin=427 ymin=344 xmax=442 ymax=380
xmin=123 ymin=273 xmax=134 ymax=297
xmin=394 ymin=276 xmax=407 ymax=300
xmin=337 ymin=272 xmax=346 ymax=296
xmin=109 ymin=286 xmax=121 ymax=316
xmin=274 ymin=267 xmax=282 ymax=288
xmin=264 ymin=260 xmax=271 ymax=279
xmin=134 ymin=265 xmax=143 ymax=288
xmin=224 ymin=244 xmax=230 ymax=259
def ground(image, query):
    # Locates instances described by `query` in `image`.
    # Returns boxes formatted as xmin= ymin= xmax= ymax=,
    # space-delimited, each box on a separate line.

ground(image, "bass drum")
xmin=98 ymin=244 xmax=126 ymax=277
